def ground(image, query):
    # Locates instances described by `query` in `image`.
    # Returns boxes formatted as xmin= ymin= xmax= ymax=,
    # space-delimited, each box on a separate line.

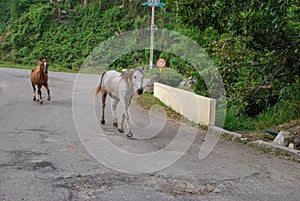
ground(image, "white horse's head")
xmin=133 ymin=67 xmax=144 ymax=95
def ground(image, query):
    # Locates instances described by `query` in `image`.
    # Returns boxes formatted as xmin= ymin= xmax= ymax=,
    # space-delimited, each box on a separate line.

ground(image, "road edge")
xmin=209 ymin=126 xmax=300 ymax=160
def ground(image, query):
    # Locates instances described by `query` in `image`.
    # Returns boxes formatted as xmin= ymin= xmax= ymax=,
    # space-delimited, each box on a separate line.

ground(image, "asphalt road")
xmin=0 ymin=68 xmax=300 ymax=201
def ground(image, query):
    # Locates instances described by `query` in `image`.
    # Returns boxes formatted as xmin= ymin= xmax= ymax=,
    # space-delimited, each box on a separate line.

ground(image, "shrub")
xmin=224 ymin=105 xmax=256 ymax=132
xmin=149 ymin=68 xmax=183 ymax=87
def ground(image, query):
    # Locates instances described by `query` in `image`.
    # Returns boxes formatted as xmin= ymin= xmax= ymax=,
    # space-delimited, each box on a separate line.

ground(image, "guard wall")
xmin=154 ymin=82 xmax=216 ymax=125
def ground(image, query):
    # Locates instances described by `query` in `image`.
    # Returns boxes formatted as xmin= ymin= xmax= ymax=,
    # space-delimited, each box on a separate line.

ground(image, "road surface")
xmin=0 ymin=68 xmax=300 ymax=201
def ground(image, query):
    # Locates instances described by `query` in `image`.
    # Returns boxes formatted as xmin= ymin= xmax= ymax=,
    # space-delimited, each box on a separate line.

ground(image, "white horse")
xmin=95 ymin=67 xmax=144 ymax=137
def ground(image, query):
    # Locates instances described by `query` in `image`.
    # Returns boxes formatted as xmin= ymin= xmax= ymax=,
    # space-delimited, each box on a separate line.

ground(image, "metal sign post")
xmin=142 ymin=0 xmax=165 ymax=69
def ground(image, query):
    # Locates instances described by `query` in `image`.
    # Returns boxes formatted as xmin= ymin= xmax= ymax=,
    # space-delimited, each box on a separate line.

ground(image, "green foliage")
xmin=1 ymin=1 xmax=134 ymax=69
xmin=0 ymin=1 xmax=10 ymax=33
xmin=224 ymin=106 xmax=256 ymax=132
xmin=224 ymin=81 xmax=300 ymax=132
xmin=150 ymin=68 xmax=183 ymax=87
xmin=199 ymin=27 xmax=220 ymax=50
xmin=255 ymin=100 xmax=299 ymax=130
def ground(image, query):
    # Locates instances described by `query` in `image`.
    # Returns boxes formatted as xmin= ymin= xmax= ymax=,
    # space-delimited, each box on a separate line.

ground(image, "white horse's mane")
xmin=120 ymin=68 xmax=143 ymax=85
xmin=120 ymin=69 xmax=134 ymax=85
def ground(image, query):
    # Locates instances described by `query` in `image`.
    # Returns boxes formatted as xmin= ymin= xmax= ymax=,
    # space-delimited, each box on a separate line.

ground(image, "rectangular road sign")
xmin=142 ymin=0 xmax=165 ymax=7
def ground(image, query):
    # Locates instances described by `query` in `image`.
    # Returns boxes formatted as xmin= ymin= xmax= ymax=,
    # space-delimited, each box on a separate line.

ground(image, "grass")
xmin=224 ymin=99 xmax=300 ymax=141
xmin=226 ymin=102 xmax=299 ymax=132
xmin=49 ymin=65 xmax=78 ymax=73
xmin=255 ymin=100 xmax=300 ymax=130
xmin=0 ymin=61 xmax=78 ymax=73
xmin=224 ymin=108 xmax=256 ymax=132
xmin=0 ymin=61 xmax=33 ymax=70
xmin=137 ymin=93 xmax=182 ymax=121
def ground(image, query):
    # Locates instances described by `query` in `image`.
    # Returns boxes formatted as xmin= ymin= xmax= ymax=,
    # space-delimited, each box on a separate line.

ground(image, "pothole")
xmin=30 ymin=160 xmax=56 ymax=171
xmin=159 ymin=181 xmax=221 ymax=195
xmin=52 ymin=172 xmax=224 ymax=198
xmin=146 ymin=175 xmax=224 ymax=196
xmin=1 ymin=150 xmax=56 ymax=172
xmin=53 ymin=172 xmax=142 ymax=191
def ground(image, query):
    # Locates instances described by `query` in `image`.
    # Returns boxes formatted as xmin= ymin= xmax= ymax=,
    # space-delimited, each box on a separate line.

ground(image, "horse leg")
xmin=118 ymin=113 xmax=125 ymax=133
xmin=32 ymin=83 xmax=36 ymax=101
xmin=45 ymin=83 xmax=50 ymax=101
xmin=100 ymin=91 xmax=107 ymax=125
xmin=119 ymin=98 xmax=132 ymax=137
xmin=111 ymin=98 xmax=119 ymax=127
xmin=38 ymin=85 xmax=43 ymax=104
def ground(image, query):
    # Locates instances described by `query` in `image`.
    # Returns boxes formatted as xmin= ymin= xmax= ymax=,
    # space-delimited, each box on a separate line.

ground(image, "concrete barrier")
xmin=154 ymin=82 xmax=216 ymax=125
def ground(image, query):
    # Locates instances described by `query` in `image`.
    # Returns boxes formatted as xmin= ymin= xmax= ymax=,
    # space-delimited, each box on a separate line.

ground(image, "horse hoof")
xmin=118 ymin=128 xmax=124 ymax=133
xmin=113 ymin=122 xmax=118 ymax=127
xmin=40 ymin=101 xmax=43 ymax=105
xmin=33 ymin=97 xmax=36 ymax=101
xmin=127 ymin=133 xmax=133 ymax=138
xmin=100 ymin=120 xmax=105 ymax=125
xmin=47 ymin=98 xmax=50 ymax=101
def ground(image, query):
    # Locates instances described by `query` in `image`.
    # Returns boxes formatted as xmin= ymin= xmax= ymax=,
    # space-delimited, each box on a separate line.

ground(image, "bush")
xmin=149 ymin=68 xmax=183 ymax=87
xmin=224 ymin=106 xmax=256 ymax=132
xmin=224 ymin=82 xmax=300 ymax=132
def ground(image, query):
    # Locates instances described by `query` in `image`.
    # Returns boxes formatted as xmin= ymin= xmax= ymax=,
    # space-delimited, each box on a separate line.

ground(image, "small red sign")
xmin=156 ymin=58 xmax=166 ymax=68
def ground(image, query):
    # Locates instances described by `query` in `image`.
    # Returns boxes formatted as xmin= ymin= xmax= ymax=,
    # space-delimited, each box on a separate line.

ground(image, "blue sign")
xmin=142 ymin=0 xmax=165 ymax=7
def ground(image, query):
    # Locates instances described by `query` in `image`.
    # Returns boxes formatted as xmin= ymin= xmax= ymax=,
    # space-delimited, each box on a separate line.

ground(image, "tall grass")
xmin=255 ymin=100 xmax=300 ymax=130
xmin=224 ymin=99 xmax=300 ymax=132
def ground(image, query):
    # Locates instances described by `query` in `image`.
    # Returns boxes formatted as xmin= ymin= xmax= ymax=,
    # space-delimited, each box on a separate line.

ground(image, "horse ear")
xmin=140 ymin=66 xmax=144 ymax=71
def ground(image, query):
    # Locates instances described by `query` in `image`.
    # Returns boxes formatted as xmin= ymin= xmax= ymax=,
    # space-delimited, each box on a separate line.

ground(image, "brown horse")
xmin=31 ymin=59 xmax=50 ymax=104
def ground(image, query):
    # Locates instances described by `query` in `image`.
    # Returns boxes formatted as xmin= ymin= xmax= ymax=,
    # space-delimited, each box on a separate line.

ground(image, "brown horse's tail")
xmin=95 ymin=71 xmax=106 ymax=96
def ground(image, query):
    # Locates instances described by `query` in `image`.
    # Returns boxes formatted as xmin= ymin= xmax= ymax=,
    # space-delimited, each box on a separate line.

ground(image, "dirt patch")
xmin=243 ymin=132 xmax=275 ymax=142
xmin=146 ymin=175 xmax=223 ymax=196
xmin=158 ymin=180 xmax=222 ymax=196
xmin=135 ymin=93 xmax=182 ymax=121
xmin=275 ymin=119 xmax=300 ymax=136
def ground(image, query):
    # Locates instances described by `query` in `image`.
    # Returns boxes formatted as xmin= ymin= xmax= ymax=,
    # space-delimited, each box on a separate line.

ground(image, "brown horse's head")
xmin=39 ymin=59 xmax=48 ymax=76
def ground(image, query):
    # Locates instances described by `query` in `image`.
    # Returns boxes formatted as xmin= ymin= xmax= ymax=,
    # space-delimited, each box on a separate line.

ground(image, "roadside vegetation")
xmin=0 ymin=0 xmax=299 ymax=134
xmin=136 ymin=93 xmax=181 ymax=121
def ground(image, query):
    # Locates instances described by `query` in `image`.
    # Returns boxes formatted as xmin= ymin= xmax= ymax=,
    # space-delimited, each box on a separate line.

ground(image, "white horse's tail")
xmin=95 ymin=71 xmax=106 ymax=96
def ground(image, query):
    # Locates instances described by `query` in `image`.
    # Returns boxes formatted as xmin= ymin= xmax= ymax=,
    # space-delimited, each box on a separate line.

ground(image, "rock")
xmin=144 ymin=75 xmax=159 ymax=93
xmin=289 ymin=143 xmax=295 ymax=149
xmin=240 ymin=137 xmax=247 ymax=142
xmin=273 ymin=131 xmax=294 ymax=146
xmin=184 ymin=77 xmax=196 ymax=88
xmin=293 ymin=136 xmax=300 ymax=147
